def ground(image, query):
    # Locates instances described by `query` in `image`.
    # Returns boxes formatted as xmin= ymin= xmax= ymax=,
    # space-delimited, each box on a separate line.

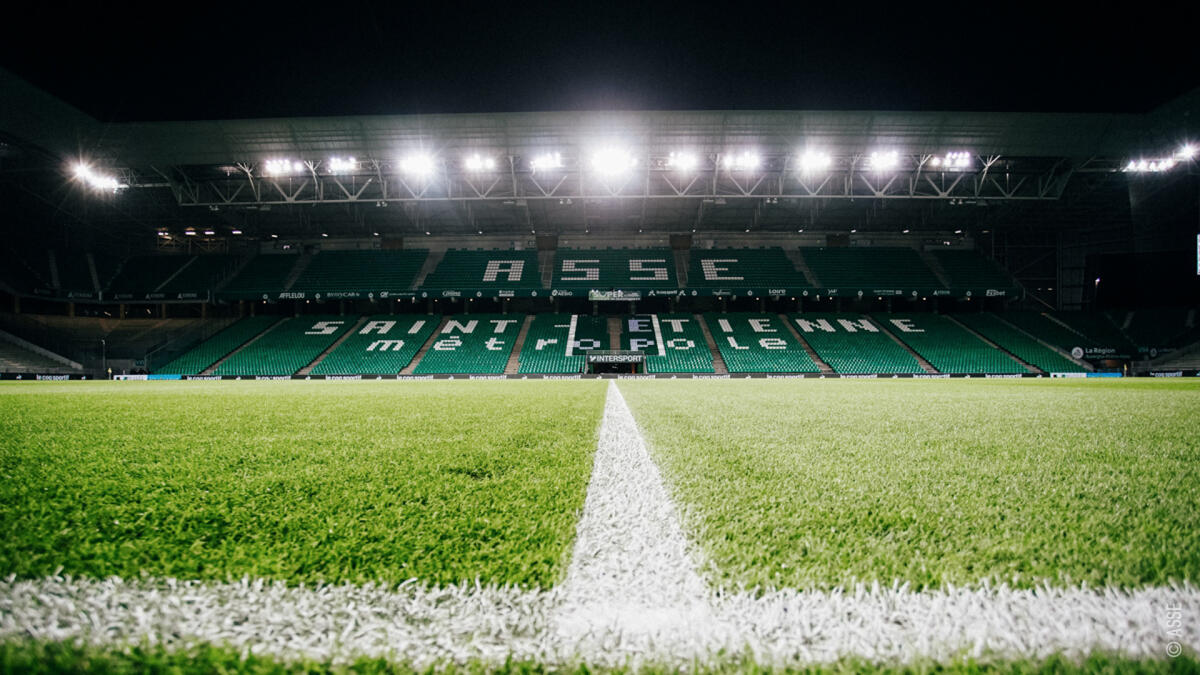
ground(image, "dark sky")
xmin=4 ymin=4 xmax=1197 ymax=122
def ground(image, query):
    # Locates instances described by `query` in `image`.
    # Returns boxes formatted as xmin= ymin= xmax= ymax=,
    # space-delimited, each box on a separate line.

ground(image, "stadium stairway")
xmin=779 ymin=313 xmax=833 ymax=373
xmin=401 ymin=316 xmax=451 ymax=374
xmin=872 ymin=318 xmax=938 ymax=373
xmin=695 ymin=314 xmax=729 ymax=374
xmin=410 ymin=250 xmax=445 ymax=289
xmin=607 ymin=317 xmax=621 ymax=350
xmin=200 ymin=317 xmax=286 ymax=375
xmin=944 ymin=315 xmax=1040 ymax=373
xmin=281 ymin=252 xmax=313 ymax=291
xmin=297 ymin=316 xmax=368 ymax=376
xmin=673 ymin=249 xmax=689 ymax=286
xmin=917 ymin=250 xmax=953 ymax=288
xmin=505 ymin=314 xmax=535 ymax=374
xmin=784 ymin=249 xmax=822 ymax=287
xmin=538 ymin=251 xmax=555 ymax=289
xmin=86 ymin=253 xmax=101 ymax=295
xmin=153 ymin=257 xmax=198 ymax=294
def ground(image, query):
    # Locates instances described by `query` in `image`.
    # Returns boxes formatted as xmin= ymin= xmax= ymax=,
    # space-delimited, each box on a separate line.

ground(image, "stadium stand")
xmin=705 ymin=313 xmax=820 ymax=372
xmin=802 ymin=247 xmax=942 ymax=290
xmin=420 ymin=250 xmax=542 ymax=291
xmin=1119 ymin=308 xmax=1198 ymax=353
xmin=930 ymin=249 xmax=1016 ymax=290
xmin=1050 ymin=312 xmax=1136 ymax=356
xmin=517 ymin=314 xmax=609 ymax=373
xmin=620 ymin=313 xmax=714 ymax=373
xmin=688 ymin=248 xmax=808 ymax=288
xmin=310 ymin=315 xmax=439 ymax=375
xmin=158 ymin=255 xmax=238 ymax=296
xmin=290 ymin=250 xmax=428 ymax=294
xmin=790 ymin=313 xmax=925 ymax=373
xmin=154 ymin=316 xmax=280 ymax=375
xmin=221 ymin=254 xmax=302 ymax=297
xmin=551 ymin=249 xmax=678 ymax=289
xmin=0 ymin=247 xmax=54 ymax=295
xmin=106 ymin=256 xmax=193 ymax=297
xmin=999 ymin=311 xmax=1095 ymax=352
xmin=213 ymin=315 xmax=353 ymax=376
xmin=412 ymin=314 xmax=524 ymax=373
xmin=882 ymin=313 xmax=1025 ymax=373
xmin=954 ymin=313 xmax=1087 ymax=373
xmin=55 ymin=251 xmax=96 ymax=296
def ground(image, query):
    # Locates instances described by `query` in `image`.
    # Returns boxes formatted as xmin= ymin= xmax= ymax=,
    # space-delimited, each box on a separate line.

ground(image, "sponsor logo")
xmin=278 ymin=292 xmax=306 ymax=300
xmin=692 ymin=374 xmax=731 ymax=379
xmin=984 ymin=373 xmax=1023 ymax=379
xmin=468 ymin=375 xmax=506 ymax=380
xmin=711 ymin=289 xmax=732 ymax=297
xmin=254 ymin=375 xmax=291 ymax=380
xmin=616 ymin=375 xmax=655 ymax=380
xmin=842 ymin=374 xmax=879 ymax=379
xmin=498 ymin=290 xmax=514 ymax=298
xmin=985 ymin=289 xmax=1007 ymax=297
xmin=765 ymin=374 xmax=808 ymax=379
xmin=933 ymin=289 xmax=951 ymax=296
xmin=325 ymin=375 xmax=362 ymax=380
xmin=871 ymin=290 xmax=902 ymax=296
xmin=441 ymin=291 xmax=462 ymax=298
xmin=543 ymin=374 xmax=583 ymax=380
xmin=1071 ymin=347 xmax=1085 ymax=359
xmin=768 ymin=289 xmax=787 ymax=296
xmin=914 ymin=374 xmax=952 ymax=379
xmin=1051 ymin=372 xmax=1087 ymax=378
xmin=551 ymin=289 xmax=575 ymax=297
xmin=36 ymin=374 xmax=71 ymax=381
xmin=395 ymin=375 xmax=435 ymax=381
xmin=1152 ymin=371 xmax=1184 ymax=378
xmin=185 ymin=375 xmax=220 ymax=381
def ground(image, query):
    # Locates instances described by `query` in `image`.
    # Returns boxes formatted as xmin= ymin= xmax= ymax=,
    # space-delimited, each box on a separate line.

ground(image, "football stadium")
xmin=1 ymin=43 xmax=1200 ymax=672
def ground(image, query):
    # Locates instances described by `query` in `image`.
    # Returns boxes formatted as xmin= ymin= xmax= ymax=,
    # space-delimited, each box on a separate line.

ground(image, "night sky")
xmin=3 ymin=4 xmax=1197 ymax=122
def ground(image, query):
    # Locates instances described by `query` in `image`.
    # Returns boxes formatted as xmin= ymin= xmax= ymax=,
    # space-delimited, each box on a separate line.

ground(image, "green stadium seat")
xmin=106 ymin=255 xmax=193 ymax=298
xmin=421 ymin=250 xmax=541 ymax=292
xmin=517 ymin=314 xmax=608 ymax=373
xmin=705 ymin=312 xmax=819 ymax=372
xmin=688 ymin=249 xmax=808 ymax=288
xmin=802 ymin=247 xmax=941 ymax=291
xmin=158 ymin=255 xmax=238 ymax=296
xmin=881 ymin=313 xmax=1025 ymax=373
xmin=154 ymin=316 xmax=279 ymax=375
xmin=931 ymin=250 xmax=1016 ymax=290
xmin=311 ymin=314 xmax=439 ymax=374
xmin=552 ymin=249 xmax=678 ymax=289
xmin=954 ymin=313 xmax=1086 ymax=373
xmin=790 ymin=313 xmax=924 ymax=373
xmin=413 ymin=314 xmax=524 ymax=373
xmin=291 ymin=250 xmax=428 ymax=294
xmin=620 ymin=314 xmax=715 ymax=373
xmin=214 ymin=315 xmax=354 ymax=376
xmin=222 ymin=254 xmax=302 ymax=297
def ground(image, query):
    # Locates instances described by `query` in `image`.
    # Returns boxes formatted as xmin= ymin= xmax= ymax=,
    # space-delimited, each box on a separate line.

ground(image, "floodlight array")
xmin=666 ymin=151 xmax=698 ymax=172
xmin=464 ymin=154 xmax=497 ymax=171
xmin=1122 ymin=144 xmax=1196 ymax=173
xmin=327 ymin=157 xmax=357 ymax=174
xmin=930 ymin=152 xmax=971 ymax=169
xmin=798 ymin=151 xmax=832 ymax=173
xmin=590 ymin=148 xmax=637 ymax=175
xmin=530 ymin=152 xmax=563 ymax=172
xmin=264 ymin=159 xmax=304 ymax=176
xmin=399 ymin=153 xmax=436 ymax=176
xmin=73 ymin=164 xmax=126 ymax=191
xmin=723 ymin=151 xmax=761 ymax=171
xmin=867 ymin=151 xmax=900 ymax=171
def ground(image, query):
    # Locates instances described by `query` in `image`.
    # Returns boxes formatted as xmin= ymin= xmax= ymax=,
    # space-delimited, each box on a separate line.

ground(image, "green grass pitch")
xmin=0 ymin=380 xmax=606 ymax=588
xmin=620 ymin=378 xmax=1200 ymax=590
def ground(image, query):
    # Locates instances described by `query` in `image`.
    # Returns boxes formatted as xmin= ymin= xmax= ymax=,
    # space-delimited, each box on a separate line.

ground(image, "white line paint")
xmin=1 ymin=382 xmax=1198 ymax=668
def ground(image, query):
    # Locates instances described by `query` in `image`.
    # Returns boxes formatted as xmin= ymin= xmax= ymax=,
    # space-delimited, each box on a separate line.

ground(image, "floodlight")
xmin=530 ymin=152 xmax=563 ymax=172
xmin=328 ymin=157 xmax=357 ymax=174
xmin=930 ymin=157 xmax=942 ymax=167
xmin=724 ymin=151 xmax=761 ymax=171
xmin=184 ymin=230 xmax=197 ymax=236
xmin=867 ymin=151 xmax=900 ymax=171
xmin=464 ymin=154 xmax=497 ymax=171
xmin=72 ymin=163 xmax=125 ymax=191
xmin=157 ymin=230 xmax=168 ymax=237
xmin=399 ymin=153 xmax=436 ymax=176
xmin=1178 ymin=144 xmax=1196 ymax=160
xmin=203 ymin=229 xmax=216 ymax=236
xmin=231 ymin=230 xmax=243 ymax=235
xmin=591 ymin=148 xmax=637 ymax=175
xmin=264 ymin=159 xmax=303 ymax=176
xmin=667 ymin=151 xmax=698 ymax=171
xmin=798 ymin=151 xmax=831 ymax=173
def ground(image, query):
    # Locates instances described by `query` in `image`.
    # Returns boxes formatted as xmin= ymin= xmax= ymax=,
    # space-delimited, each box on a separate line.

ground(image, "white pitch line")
xmin=1 ymin=381 xmax=1199 ymax=668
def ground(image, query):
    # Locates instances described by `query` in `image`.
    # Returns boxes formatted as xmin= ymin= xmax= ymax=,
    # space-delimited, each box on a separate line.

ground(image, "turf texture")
xmin=0 ymin=380 xmax=606 ymax=588
xmin=620 ymin=378 xmax=1200 ymax=591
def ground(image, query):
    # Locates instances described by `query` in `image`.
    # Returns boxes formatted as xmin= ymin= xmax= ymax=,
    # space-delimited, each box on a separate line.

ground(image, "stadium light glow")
xmin=203 ymin=229 xmax=216 ymax=236
xmin=667 ymin=151 xmax=698 ymax=172
xmin=931 ymin=151 xmax=971 ymax=170
xmin=866 ymin=151 xmax=900 ymax=171
xmin=723 ymin=151 xmax=761 ymax=171
xmin=264 ymin=159 xmax=304 ymax=176
xmin=231 ymin=229 xmax=243 ymax=235
xmin=1178 ymin=144 xmax=1196 ymax=160
xmin=464 ymin=154 xmax=497 ymax=172
xmin=1123 ymin=156 xmax=1178 ymax=173
xmin=399 ymin=153 xmax=436 ymax=176
xmin=72 ymin=163 xmax=126 ymax=191
xmin=184 ymin=229 xmax=196 ymax=236
xmin=530 ymin=152 xmax=563 ymax=172
xmin=327 ymin=156 xmax=357 ymax=174
xmin=590 ymin=148 xmax=637 ymax=175
xmin=798 ymin=151 xmax=832 ymax=173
